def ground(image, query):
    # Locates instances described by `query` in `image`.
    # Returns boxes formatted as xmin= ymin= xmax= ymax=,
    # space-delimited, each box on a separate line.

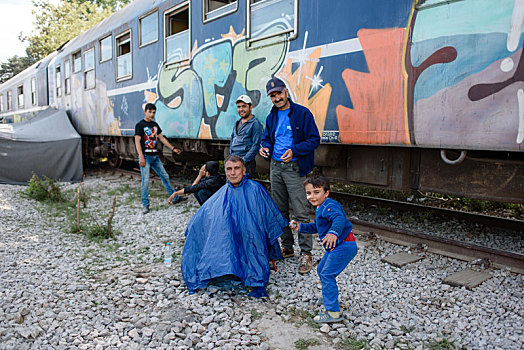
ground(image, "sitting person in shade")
xmin=168 ymin=161 xmax=225 ymax=206
xmin=181 ymin=155 xmax=287 ymax=298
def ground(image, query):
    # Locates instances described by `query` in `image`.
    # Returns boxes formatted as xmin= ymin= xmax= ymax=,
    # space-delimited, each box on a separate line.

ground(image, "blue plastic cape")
xmin=181 ymin=176 xmax=287 ymax=295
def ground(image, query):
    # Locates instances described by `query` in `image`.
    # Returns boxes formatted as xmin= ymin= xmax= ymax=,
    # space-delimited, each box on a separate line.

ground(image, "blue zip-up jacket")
xmin=299 ymin=198 xmax=353 ymax=250
xmin=229 ymin=116 xmax=264 ymax=163
xmin=261 ymin=99 xmax=320 ymax=176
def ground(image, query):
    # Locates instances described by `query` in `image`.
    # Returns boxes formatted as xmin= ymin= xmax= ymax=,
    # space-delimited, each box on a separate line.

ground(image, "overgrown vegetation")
xmin=23 ymin=174 xmax=63 ymax=202
xmin=285 ymin=307 xmax=320 ymax=329
xmin=23 ymin=174 xmax=118 ymax=240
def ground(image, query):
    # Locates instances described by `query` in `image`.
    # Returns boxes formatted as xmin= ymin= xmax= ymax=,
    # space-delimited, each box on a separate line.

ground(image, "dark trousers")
xmin=270 ymin=159 xmax=312 ymax=254
xmin=245 ymin=160 xmax=256 ymax=177
xmin=194 ymin=189 xmax=214 ymax=206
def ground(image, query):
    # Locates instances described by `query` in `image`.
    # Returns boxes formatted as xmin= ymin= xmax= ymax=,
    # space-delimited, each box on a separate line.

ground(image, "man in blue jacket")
xmin=229 ymin=95 xmax=264 ymax=176
xmin=259 ymin=77 xmax=320 ymax=274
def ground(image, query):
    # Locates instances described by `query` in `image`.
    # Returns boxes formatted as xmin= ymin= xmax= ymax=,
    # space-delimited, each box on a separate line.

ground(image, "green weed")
xmin=295 ymin=338 xmax=320 ymax=350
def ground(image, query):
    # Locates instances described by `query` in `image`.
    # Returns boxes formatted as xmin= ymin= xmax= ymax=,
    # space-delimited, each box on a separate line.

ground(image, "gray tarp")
xmin=0 ymin=108 xmax=83 ymax=185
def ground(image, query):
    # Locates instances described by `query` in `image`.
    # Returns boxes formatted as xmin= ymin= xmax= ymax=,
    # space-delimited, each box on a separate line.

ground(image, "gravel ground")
xmin=1 ymin=174 xmax=523 ymax=349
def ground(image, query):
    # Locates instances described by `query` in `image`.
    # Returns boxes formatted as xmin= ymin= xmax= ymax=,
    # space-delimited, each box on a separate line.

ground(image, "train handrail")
xmin=440 ymin=149 xmax=467 ymax=165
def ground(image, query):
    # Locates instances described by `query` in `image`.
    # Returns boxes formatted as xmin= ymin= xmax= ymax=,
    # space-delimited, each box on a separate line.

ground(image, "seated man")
xmin=181 ymin=155 xmax=287 ymax=297
xmin=168 ymin=161 xmax=225 ymax=206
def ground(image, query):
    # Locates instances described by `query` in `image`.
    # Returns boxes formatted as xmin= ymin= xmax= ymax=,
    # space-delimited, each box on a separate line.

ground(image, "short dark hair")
xmin=303 ymin=174 xmax=330 ymax=192
xmin=144 ymin=103 xmax=156 ymax=112
xmin=224 ymin=155 xmax=245 ymax=168
xmin=205 ymin=161 xmax=219 ymax=175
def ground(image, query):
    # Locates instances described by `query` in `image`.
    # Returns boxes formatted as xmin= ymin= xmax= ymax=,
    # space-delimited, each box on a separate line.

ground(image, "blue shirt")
xmin=299 ymin=197 xmax=353 ymax=250
xmin=272 ymin=108 xmax=296 ymax=161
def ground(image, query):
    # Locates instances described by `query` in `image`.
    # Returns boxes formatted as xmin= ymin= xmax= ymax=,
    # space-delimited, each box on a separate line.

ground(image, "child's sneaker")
xmin=313 ymin=311 xmax=343 ymax=323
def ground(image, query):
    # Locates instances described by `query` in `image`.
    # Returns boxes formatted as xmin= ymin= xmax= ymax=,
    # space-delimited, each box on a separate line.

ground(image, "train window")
xmin=164 ymin=4 xmax=190 ymax=64
xmin=248 ymin=0 xmax=297 ymax=42
xmin=17 ymin=85 xmax=24 ymax=108
xmin=31 ymin=78 xmax=36 ymax=105
xmin=139 ymin=10 xmax=158 ymax=47
xmin=116 ymin=31 xmax=132 ymax=80
xmin=73 ymin=51 xmax=82 ymax=73
xmin=100 ymin=35 xmax=112 ymax=63
xmin=7 ymin=91 xmax=12 ymax=110
xmin=84 ymin=49 xmax=95 ymax=89
xmin=55 ymin=65 xmax=62 ymax=97
xmin=203 ymin=0 xmax=237 ymax=22
xmin=64 ymin=60 xmax=71 ymax=95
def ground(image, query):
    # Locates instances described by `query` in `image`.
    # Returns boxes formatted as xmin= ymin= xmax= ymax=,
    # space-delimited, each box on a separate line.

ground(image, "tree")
xmin=21 ymin=0 xmax=119 ymax=60
xmin=0 ymin=55 xmax=37 ymax=84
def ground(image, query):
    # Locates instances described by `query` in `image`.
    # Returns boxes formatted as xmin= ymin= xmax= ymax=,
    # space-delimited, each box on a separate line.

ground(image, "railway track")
xmin=86 ymin=165 xmax=524 ymax=274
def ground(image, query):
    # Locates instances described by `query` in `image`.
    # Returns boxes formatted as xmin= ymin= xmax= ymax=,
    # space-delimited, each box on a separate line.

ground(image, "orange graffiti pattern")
xmin=336 ymin=28 xmax=409 ymax=144
xmin=280 ymin=47 xmax=332 ymax=136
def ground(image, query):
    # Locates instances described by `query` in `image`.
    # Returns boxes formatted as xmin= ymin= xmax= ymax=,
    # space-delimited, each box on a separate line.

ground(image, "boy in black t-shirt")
xmin=134 ymin=103 xmax=182 ymax=214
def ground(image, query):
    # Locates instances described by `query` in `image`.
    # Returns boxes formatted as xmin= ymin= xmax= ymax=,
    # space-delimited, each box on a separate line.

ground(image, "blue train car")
xmin=1 ymin=0 xmax=523 ymax=202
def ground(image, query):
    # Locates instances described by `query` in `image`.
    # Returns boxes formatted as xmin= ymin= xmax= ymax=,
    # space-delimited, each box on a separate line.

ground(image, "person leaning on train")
xmin=259 ymin=77 xmax=321 ymax=275
xmin=229 ymin=94 xmax=264 ymax=176
xmin=134 ymin=103 xmax=182 ymax=215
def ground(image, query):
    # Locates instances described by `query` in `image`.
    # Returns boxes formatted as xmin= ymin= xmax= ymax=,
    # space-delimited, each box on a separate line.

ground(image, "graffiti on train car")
xmin=153 ymin=25 xmax=288 ymax=139
xmin=409 ymin=0 xmax=524 ymax=151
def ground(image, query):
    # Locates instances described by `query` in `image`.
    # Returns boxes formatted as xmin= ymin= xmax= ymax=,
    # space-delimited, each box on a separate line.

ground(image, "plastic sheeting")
xmin=0 ymin=108 xmax=83 ymax=185
xmin=182 ymin=176 xmax=287 ymax=296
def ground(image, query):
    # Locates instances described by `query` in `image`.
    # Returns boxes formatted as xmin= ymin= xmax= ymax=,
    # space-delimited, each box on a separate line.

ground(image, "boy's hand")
xmin=322 ymin=233 xmax=338 ymax=250
xmin=289 ymin=220 xmax=300 ymax=232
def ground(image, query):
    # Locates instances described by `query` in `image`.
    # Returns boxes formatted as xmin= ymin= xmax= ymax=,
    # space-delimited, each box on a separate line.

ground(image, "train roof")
xmin=54 ymin=0 xmax=165 ymax=59
xmin=0 ymin=53 xmax=56 ymax=91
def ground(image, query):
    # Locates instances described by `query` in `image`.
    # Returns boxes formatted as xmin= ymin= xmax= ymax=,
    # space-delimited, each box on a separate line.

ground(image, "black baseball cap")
xmin=266 ymin=77 xmax=286 ymax=95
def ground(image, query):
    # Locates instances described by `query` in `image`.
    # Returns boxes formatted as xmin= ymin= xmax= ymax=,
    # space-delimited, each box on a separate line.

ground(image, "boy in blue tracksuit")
xmin=290 ymin=174 xmax=358 ymax=323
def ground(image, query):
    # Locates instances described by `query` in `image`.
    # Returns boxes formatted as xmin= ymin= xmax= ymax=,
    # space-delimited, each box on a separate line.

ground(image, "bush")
xmin=23 ymin=174 xmax=63 ymax=202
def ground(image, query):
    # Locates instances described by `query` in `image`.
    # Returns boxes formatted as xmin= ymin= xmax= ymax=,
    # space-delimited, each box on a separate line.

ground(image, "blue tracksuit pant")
xmin=318 ymin=240 xmax=358 ymax=312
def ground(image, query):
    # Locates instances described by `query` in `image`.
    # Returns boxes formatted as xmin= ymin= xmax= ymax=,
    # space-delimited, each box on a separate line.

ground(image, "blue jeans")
xmin=140 ymin=155 xmax=177 ymax=207
xmin=318 ymin=241 xmax=358 ymax=312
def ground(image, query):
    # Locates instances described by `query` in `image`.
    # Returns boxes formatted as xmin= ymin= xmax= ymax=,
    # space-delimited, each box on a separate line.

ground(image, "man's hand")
xmin=280 ymin=149 xmax=293 ymax=163
xmin=173 ymin=148 xmax=182 ymax=155
xmin=259 ymin=147 xmax=270 ymax=158
xmin=321 ymin=233 xmax=338 ymax=250
xmin=168 ymin=190 xmax=183 ymax=204
xmin=139 ymin=157 xmax=146 ymax=167
xmin=198 ymin=164 xmax=206 ymax=177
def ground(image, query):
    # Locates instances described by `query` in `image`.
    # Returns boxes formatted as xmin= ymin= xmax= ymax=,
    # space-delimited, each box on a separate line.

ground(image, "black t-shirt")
xmin=135 ymin=119 xmax=162 ymax=154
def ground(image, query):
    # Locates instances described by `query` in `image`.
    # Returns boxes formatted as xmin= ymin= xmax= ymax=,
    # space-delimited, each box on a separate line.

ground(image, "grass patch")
xmin=250 ymin=308 xmax=263 ymax=320
xmin=337 ymin=336 xmax=369 ymax=350
xmin=295 ymin=338 xmax=320 ymax=350
xmin=286 ymin=307 xmax=320 ymax=329
xmin=425 ymin=338 xmax=465 ymax=350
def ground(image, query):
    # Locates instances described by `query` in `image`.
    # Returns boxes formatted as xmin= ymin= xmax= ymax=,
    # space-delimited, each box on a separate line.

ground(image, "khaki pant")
xmin=270 ymin=159 xmax=312 ymax=254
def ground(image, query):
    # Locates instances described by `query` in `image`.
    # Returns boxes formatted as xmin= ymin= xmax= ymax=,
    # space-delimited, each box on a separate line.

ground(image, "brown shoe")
xmin=281 ymin=248 xmax=295 ymax=258
xmin=298 ymin=254 xmax=313 ymax=274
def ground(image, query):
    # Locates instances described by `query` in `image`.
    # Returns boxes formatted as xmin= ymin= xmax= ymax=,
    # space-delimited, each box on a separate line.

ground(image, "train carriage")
xmin=0 ymin=0 xmax=523 ymax=202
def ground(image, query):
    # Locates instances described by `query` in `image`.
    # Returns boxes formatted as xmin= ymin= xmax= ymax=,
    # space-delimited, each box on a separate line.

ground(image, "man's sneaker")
xmin=142 ymin=206 xmax=150 ymax=214
xmin=281 ymin=249 xmax=295 ymax=258
xmin=298 ymin=254 xmax=313 ymax=274
xmin=171 ymin=196 xmax=181 ymax=204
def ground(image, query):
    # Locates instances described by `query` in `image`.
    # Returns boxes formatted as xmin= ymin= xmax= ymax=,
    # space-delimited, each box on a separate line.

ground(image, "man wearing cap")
xmin=259 ymin=77 xmax=320 ymax=274
xmin=168 ymin=161 xmax=225 ymax=206
xmin=229 ymin=95 xmax=264 ymax=176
